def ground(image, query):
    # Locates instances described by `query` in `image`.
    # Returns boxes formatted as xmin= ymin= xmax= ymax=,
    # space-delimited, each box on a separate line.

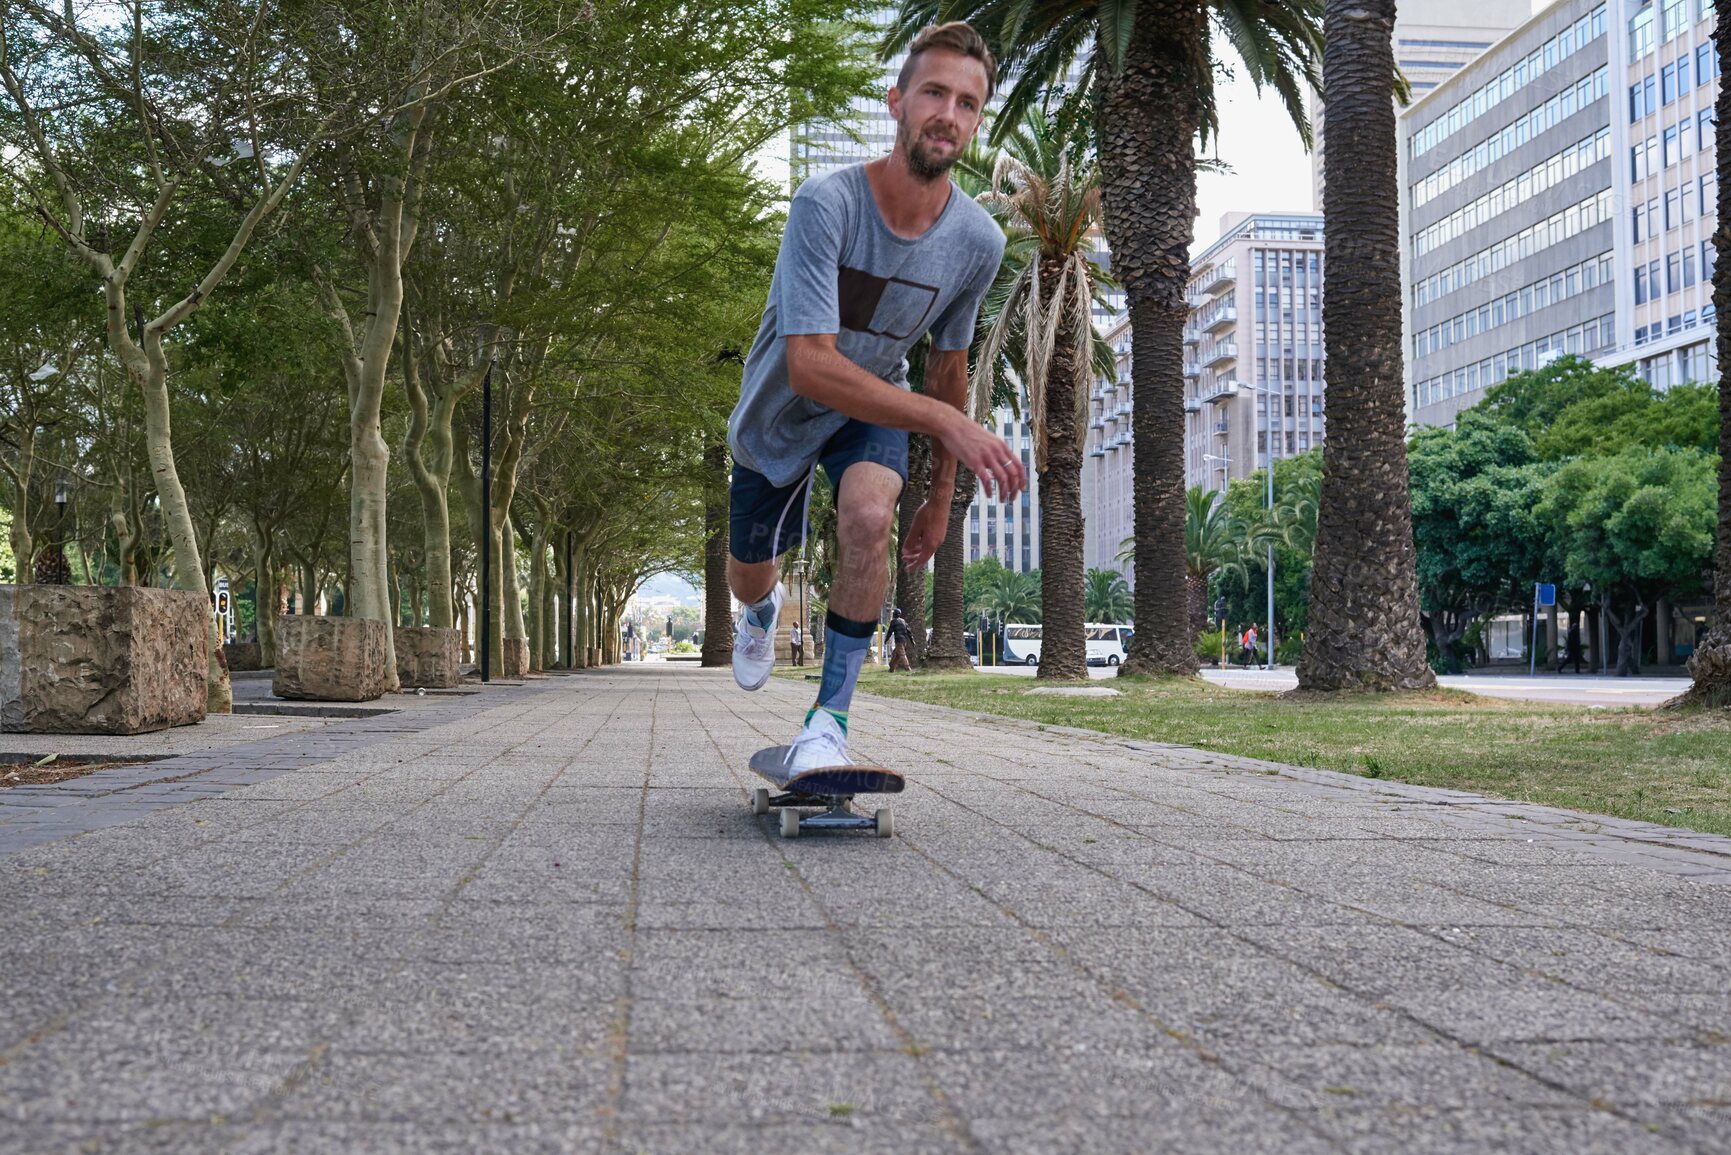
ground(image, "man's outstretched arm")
xmin=785 ymin=335 xmax=1025 ymax=504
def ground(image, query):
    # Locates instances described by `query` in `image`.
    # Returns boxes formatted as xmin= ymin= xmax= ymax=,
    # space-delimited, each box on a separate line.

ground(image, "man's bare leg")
xmin=727 ymin=556 xmax=779 ymax=607
xmin=810 ymin=462 xmax=902 ymax=732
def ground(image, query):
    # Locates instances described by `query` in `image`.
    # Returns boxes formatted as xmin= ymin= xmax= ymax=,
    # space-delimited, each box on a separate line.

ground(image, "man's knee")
xmin=835 ymin=466 xmax=901 ymax=554
xmin=838 ymin=500 xmax=895 ymax=553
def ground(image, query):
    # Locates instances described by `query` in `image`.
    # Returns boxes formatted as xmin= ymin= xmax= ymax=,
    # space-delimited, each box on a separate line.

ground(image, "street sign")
xmin=1536 ymin=583 xmax=1557 ymax=607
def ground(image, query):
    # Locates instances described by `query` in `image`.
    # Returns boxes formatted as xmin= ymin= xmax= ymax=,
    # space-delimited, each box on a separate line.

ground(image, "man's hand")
xmin=900 ymin=498 xmax=950 ymax=571
xmin=938 ymin=413 xmax=1027 ymax=502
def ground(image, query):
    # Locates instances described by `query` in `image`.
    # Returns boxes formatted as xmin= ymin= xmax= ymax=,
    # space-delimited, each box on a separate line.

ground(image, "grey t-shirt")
xmin=728 ymin=164 xmax=1005 ymax=486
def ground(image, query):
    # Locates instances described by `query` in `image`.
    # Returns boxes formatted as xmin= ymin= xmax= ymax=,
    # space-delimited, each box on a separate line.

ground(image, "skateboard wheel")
xmin=780 ymin=809 xmax=801 ymax=838
xmin=874 ymin=808 xmax=893 ymax=838
xmin=751 ymin=787 xmax=770 ymax=816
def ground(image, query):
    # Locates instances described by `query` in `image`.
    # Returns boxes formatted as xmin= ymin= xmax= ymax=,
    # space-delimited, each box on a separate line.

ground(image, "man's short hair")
xmin=895 ymin=22 xmax=997 ymax=102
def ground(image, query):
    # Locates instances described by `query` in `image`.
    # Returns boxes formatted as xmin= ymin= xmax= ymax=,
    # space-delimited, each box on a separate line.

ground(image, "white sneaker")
xmin=732 ymin=584 xmax=784 ymax=691
xmin=783 ymin=709 xmax=851 ymax=773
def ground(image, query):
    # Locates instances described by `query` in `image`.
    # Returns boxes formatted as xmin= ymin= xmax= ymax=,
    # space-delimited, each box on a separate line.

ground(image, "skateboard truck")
xmin=747 ymin=746 xmax=902 ymax=839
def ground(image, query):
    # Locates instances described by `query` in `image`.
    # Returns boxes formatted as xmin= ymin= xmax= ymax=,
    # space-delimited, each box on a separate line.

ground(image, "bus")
xmin=997 ymin=623 xmax=1133 ymax=666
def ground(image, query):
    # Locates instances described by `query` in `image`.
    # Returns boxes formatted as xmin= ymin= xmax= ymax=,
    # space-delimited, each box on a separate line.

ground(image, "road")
xmin=969 ymin=662 xmax=1690 ymax=708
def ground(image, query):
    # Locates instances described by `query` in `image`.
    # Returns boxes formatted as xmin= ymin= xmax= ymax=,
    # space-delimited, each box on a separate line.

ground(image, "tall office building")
xmin=966 ymin=404 xmax=1041 ymax=572
xmin=1181 ymin=213 xmax=1328 ymax=495
xmin=1312 ymin=1 xmax=1525 ymax=209
xmin=1613 ymin=0 xmax=1720 ymax=385
xmin=1078 ymin=212 xmax=1326 ymax=586
xmin=1401 ymin=1 xmax=1618 ymax=427
xmin=1402 ymin=0 xmax=1721 ymax=427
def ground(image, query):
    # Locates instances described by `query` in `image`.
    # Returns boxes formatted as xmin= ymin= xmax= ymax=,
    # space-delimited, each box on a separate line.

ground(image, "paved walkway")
xmin=4 ymin=665 xmax=1731 ymax=1154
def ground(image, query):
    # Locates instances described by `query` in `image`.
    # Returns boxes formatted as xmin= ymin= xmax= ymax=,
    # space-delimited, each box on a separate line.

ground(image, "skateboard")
xmin=747 ymin=746 xmax=903 ymax=838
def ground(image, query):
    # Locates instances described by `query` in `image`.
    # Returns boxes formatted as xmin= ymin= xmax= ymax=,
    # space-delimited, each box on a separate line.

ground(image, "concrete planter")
xmin=0 ymin=585 xmax=208 ymax=734
xmin=395 ymin=626 xmax=461 ymax=689
xmin=273 ymin=616 xmax=389 ymax=701
xmin=222 ymin=641 xmax=263 ymax=672
xmin=502 ymin=637 xmax=530 ymax=679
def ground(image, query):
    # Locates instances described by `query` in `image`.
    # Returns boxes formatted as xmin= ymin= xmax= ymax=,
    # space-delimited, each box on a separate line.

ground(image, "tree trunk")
xmin=924 ymin=466 xmax=977 ymax=669
xmin=252 ymin=529 xmax=277 ymax=666
xmin=1037 ymin=292 xmax=1089 ymax=682
xmin=701 ymin=442 xmax=734 ymax=667
xmin=502 ymin=513 xmax=525 ymax=649
xmin=527 ymin=521 xmax=547 ymax=672
xmin=8 ymin=431 xmax=34 ymax=584
xmin=1104 ymin=3 xmax=1205 ymax=677
xmin=137 ymin=353 xmax=231 ymax=712
xmin=1297 ymin=0 xmax=1436 ymax=693
xmin=404 ymin=375 xmax=457 ymax=630
xmin=1187 ymin=572 xmax=1208 ymax=641
xmin=895 ymin=434 xmax=932 ymax=666
xmin=1675 ymin=11 xmax=1731 ymax=707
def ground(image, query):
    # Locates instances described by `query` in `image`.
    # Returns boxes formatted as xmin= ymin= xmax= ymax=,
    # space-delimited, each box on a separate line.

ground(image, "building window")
xmin=1630 ymin=8 xmax=1655 ymax=60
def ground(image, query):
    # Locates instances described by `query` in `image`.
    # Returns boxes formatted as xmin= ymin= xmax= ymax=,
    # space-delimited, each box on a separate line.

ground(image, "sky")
xmin=1190 ymin=66 xmax=1317 ymax=251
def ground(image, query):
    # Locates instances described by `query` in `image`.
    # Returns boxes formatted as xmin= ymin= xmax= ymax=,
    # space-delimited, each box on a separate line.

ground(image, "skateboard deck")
xmin=748 ymin=746 xmax=904 ymax=796
xmin=747 ymin=746 xmax=903 ymax=838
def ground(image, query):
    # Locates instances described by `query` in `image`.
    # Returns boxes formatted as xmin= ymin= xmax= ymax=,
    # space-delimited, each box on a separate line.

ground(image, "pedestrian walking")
xmin=1239 ymin=626 xmax=1257 ymax=669
xmin=722 ymin=22 xmax=1019 ymax=771
xmin=889 ymin=609 xmax=914 ymax=671
xmin=789 ymin=622 xmax=804 ymax=667
xmin=1560 ymin=619 xmax=1584 ymax=674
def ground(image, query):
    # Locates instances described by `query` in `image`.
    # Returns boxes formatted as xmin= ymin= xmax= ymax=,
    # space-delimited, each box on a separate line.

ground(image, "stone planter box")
xmin=273 ymin=616 xmax=389 ymax=701
xmin=0 ymin=585 xmax=208 ymax=734
xmin=223 ymin=641 xmax=263 ymax=672
xmin=502 ymin=637 xmax=530 ymax=679
xmin=395 ymin=627 xmax=461 ymax=689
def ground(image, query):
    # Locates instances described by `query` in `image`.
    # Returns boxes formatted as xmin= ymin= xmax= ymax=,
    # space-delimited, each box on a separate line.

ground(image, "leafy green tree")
xmin=1536 ymin=447 xmax=1715 ymax=676
xmin=1408 ymin=420 xmax=1550 ymax=672
xmin=889 ymin=0 xmax=1324 ymax=678
xmin=1084 ymin=568 xmax=1133 ymax=623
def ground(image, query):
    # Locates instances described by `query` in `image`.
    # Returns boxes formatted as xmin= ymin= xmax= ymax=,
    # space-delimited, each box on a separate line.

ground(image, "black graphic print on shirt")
xmin=837 ymin=265 xmax=940 ymax=341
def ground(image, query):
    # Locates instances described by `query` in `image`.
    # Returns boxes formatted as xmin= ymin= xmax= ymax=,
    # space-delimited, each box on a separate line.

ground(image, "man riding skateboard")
xmin=726 ymin=21 xmax=1025 ymax=773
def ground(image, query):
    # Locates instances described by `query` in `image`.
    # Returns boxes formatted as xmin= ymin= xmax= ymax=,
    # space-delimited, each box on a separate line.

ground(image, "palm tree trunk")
xmin=701 ymin=442 xmax=734 ymax=667
xmin=1106 ymin=1 xmax=1206 ymax=677
xmin=1187 ymin=572 xmax=1207 ymax=641
xmin=1674 ymin=14 xmax=1731 ymax=707
xmin=1297 ymin=0 xmax=1435 ymax=692
xmin=895 ymin=433 xmax=932 ymax=666
xmin=1038 ymin=283 xmax=1089 ymax=681
xmin=923 ymin=467 xmax=977 ymax=669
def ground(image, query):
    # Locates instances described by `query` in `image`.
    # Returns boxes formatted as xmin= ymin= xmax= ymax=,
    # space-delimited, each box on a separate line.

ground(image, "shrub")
xmin=1276 ymin=634 xmax=1303 ymax=665
xmin=1194 ymin=628 xmax=1226 ymax=665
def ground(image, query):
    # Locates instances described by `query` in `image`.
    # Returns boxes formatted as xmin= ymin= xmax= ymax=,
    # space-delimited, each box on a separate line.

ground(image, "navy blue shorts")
xmin=730 ymin=420 xmax=908 ymax=564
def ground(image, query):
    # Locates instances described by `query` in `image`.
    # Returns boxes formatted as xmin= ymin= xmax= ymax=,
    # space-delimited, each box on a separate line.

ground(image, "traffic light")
xmin=215 ymin=590 xmax=230 ymax=617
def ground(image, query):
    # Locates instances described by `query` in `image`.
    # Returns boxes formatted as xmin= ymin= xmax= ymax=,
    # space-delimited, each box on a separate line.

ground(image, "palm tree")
xmin=969 ymin=567 xmax=1042 ymax=623
xmin=887 ymin=0 xmax=1323 ymax=679
xmin=923 ymin=147 xmax=1021 ymax=672
xmin=963 ymin=108 xmax=1107 ymax=681
xmin=1085 ymin=567 xmax=1133 ymax=623
xmin=1674 ymin=15 xmax=1731 ymax=708
xmin=1133 ymin=485 xmax=1250 ymax=639
xmin=1295 ymin=0 xmax=1434 ymax=691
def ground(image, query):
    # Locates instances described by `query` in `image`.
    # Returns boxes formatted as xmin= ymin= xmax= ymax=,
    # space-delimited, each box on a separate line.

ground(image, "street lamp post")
xmin=1236 ymin=383 xmax=1279 ymax=670
xmin=480 ymin=361 xmax=493 ymax=683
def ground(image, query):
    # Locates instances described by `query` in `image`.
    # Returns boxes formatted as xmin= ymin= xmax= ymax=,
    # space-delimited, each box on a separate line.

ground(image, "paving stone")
xmin=4 ymin=667 xmax=1731 ymax=1153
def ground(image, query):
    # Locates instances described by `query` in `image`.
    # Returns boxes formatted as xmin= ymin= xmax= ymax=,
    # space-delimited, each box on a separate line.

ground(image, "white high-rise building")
xmin=1312 ymin=0 xmax=1527 ymax=209
xmin=1400 ymin=0 xmax=1720 ymax=428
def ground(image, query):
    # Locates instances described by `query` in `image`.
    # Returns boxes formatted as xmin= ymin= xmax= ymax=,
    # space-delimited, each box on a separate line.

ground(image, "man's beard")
xmin=898 ymin=117 xmax=959 ymax=182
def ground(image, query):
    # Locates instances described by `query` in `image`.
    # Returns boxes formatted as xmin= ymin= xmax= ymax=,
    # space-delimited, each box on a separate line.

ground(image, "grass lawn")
xmin=836 ymin=667 xmax=1731 ymax=837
